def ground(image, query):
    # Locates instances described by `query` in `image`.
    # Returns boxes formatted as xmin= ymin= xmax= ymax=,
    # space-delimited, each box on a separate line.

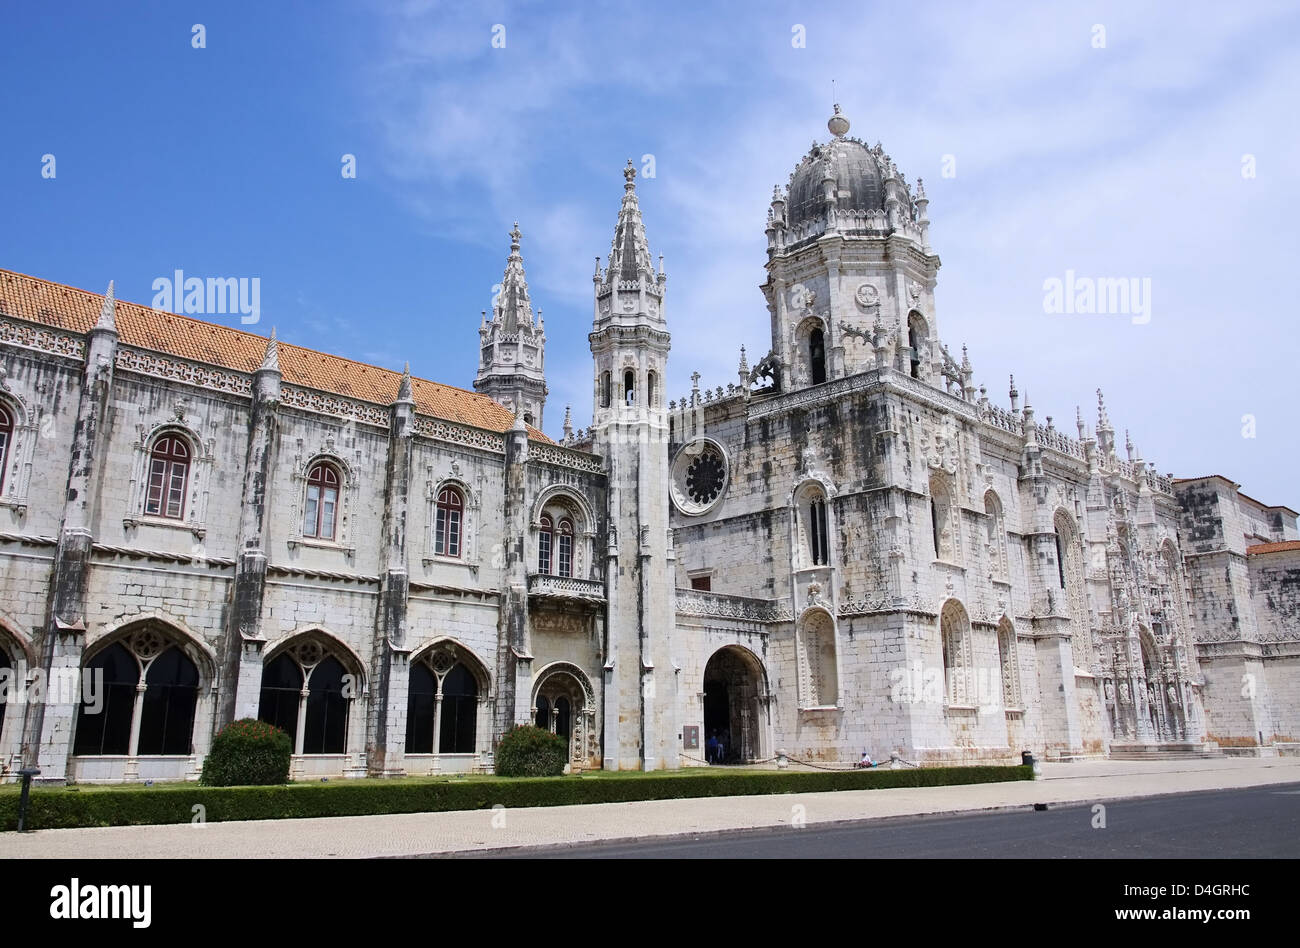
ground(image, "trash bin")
xmin=1021 ymin=751 xmax=1035 ymax=768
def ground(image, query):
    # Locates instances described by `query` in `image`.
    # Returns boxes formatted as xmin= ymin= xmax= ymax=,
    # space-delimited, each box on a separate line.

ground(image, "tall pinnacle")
xmin=397 ymin=361 xmax=413 ymax=402
xmin=260 ymin=326 xmax=280 ymax=373
xmin=607 ymin=159 xmax=655 ymax=283
xmin=95 ymin=280 xmax=117 ymax=332
xmin=494 ymin=221 xmax=535 ymax=333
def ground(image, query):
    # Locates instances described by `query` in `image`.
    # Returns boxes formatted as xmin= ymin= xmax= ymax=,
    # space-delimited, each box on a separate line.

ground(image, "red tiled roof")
xmin=0 ymin=268 xmax=551 ymax=442
xmin=1246 ymin=541 xmax=1300 ymax=556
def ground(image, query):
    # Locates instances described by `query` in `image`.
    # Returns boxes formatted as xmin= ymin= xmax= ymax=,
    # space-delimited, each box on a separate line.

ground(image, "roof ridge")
xmin=0 ymin=266 xmax=553 ymax=442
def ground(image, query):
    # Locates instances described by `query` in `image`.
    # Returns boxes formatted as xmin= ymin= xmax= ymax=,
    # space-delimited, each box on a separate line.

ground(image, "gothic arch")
xmin=531 ymin=485 xmax=595 ymax=533
xmin=929 ymin=470 xmax=959 ymax=563
xmin=702 ymin=645 xmax=770 ymax=763
xmin=531 ymin=661 xmax=596 ymax=707
xmin=906 ymin=310 xmax=930 ymax=378
xmin=995 ymin=615 xmax=1022 ymax=710
xmin=86 ymin=611 xmax=217 ymax=678
xmin=264 ymin=626 xmax=367 ymax=692
xmin=408 ymin=637 xmax=493 ymax=695
xmin=791 ymin=477 xmax=836 ymax=570
xmin=793 ymin=314 xmax=830 ymax=387
xmin=984 ymin=489 xmax=1009 ymax=581
xmin=531 ymin=661 xmax=599 ymax=769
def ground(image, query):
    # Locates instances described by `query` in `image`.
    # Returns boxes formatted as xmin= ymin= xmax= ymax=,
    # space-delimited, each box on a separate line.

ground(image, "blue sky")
xmin=3 ymin=1 xmax=1298 ymax=504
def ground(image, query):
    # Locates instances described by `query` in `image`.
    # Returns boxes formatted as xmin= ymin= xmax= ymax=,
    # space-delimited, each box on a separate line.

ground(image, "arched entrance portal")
xmin=702 ymin=646 xmax=767 ymax=764
xmin=531 ymin=663 xmax=599 ymax=770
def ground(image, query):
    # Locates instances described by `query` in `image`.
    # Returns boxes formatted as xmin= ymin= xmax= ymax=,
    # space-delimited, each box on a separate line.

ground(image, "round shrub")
xmin=494 ymin=724 xmax=568 ymax=777
xmin=200 ymin=718 xmax=292 ymax=786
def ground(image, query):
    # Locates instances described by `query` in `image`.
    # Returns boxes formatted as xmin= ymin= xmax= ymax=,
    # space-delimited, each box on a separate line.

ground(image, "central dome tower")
xmin=760 ymin=104 xmax=942 ymax=392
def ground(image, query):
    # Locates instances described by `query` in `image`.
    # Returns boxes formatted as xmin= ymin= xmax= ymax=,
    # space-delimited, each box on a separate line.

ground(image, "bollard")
xmin=17 ymin=767 xmax=40 ymax=832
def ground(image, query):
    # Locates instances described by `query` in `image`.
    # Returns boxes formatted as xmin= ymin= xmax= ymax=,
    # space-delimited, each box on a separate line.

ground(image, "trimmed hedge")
xmin=494 ymin=725 xmax=568 ymax=777
xmin=0 ymin=765 xmax=1031 ymax=831
xmin=200 ymin=719 xmax=292 ymax=786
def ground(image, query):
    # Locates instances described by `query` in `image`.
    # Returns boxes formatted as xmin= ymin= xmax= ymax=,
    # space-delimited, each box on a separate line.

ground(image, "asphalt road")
xmin=476 ymin=783 xmax=1300 ymax=858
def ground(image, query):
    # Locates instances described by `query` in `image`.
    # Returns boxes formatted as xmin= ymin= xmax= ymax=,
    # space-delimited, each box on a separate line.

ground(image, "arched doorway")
xmin=531 ymin=663 xmax=598 ymax=770
xmin=702 ymin=646 xmax=767 ymax=764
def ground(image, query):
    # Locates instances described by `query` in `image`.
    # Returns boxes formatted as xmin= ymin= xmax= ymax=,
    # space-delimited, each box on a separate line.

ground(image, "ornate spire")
xmin=260 ymin=326 xmax=280 ymax=373
xmin=1097 ymin=388 xmax=1112 ymax=432
xmin=606 ymin=159 xmax=655 ymax=283
xmin=397 ymin=361 xmax=413 ymax=402
xmin=95 ymin=280 xmax=116 ymax=332
xmin=562 ymin=404 xmax=573 ymax=443
xmin=494 ymin=221 xmax=535 ymax=332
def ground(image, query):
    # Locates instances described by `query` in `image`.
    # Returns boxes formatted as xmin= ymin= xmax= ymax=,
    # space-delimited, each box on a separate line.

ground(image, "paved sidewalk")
xmin=2 ymin=756 xmax=1297 ymax=858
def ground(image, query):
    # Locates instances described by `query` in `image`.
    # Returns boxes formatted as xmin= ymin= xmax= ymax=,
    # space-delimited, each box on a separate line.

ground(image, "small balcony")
xmin=527 ymin=572 xmax=606 ymax=606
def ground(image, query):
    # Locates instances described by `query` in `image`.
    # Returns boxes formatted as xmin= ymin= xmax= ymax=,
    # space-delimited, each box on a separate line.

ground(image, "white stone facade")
xmin=1 ymin=110 xmax=1297 ymax=784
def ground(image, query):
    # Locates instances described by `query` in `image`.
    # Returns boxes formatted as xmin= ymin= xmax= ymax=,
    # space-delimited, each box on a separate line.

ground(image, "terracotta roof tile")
xmin=0 ymin=268 xmax=551 ymax=442
xmin=1246 ymin=541 xmax=1300 ymax=556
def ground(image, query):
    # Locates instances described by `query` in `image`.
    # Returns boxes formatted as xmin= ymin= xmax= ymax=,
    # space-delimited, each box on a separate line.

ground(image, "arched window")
xmin=73 ymin=632 xmax=200 ymax=757
xmin=258 ymin=654 xmax=303 ymax=742
xmin=556 ymin=519 xmax=574 ymax=578
xmin=808 ymin=497 xmax=829 ymax=565
xmin=624 ymin=369 xmax=636 ymax=406
xmin=0 ymin=405 xmax=12 ymax=495
xmin=538 ymin=515 xmax=554 ymax=574
xmin=1054 ymin=511 xmax=1091 ymax=667
xmin=138 ymin=647 xmax=199 ymax=755
xmin=303 ymin=462 xmax=340 ymax=540
xmin=257 ymin=639 xmax=356 ymax=756
xmin=535 ymin=695 xmax=550 ymax=730
xmin=940 ymin=600 xmax=973 ymax=707
xmin=646 ymin=370 xmax=657 ymax=408
xmin=809 ymin=327 xmax=827 ymax=385
xmin=303 ymin=656 xmax=349 ymax=755
xmin=600 ymin=371 xmax=612 ymax=409
xmin=439 ymin=663 xmax=478 ymax=753
xmin=406 ymin=651 xmax=483 ymax=755
xmin=985 ymin=491 xmax=1009 ymax=581
xmin=908 ymin=313 xmax=927 ymax=379
xmin=997 ymin=618 xmax=1021 ymax=710
xmin=930 ymin=474 xmax=957 ymax=562
xmin=73 ymin=642 xmax=138 ymax=756
xmin=435 ymin=486 xmax=464 ymax=558
xmin=144 ymin=434 xmax=190 ymax=519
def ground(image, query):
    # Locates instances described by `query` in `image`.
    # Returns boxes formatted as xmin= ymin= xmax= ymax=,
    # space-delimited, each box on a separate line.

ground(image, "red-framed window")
xmin=144 ymin=435 xmax=190 ymax=519
xmin=0 ymin=406 xmax=11 ymax=495
xmin=434 ymin=486 xmax=463 ymax=557
xmin=557 ymin=519 xmax=573 ymax=578
xmin=303 ymin=462 xmax=340 ymax=540
xmin=538 ymin=516 xmax=553 ymax=575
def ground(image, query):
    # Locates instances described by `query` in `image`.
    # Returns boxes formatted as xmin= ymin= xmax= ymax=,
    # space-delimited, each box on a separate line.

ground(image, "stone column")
xmin=495 ymin=410 xmax=533 ymax=740
xmin=29 ymin=285 xmax=119 ymax=783
xmin=367 ymin=368 xmax=416 ymax=777
xmin=226 ymin=333 xmax=282 ymax=725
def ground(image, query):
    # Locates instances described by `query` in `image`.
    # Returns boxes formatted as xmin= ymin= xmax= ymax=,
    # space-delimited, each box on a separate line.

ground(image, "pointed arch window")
xmin=406 ymin=653 xmax=482 ymax=755
xmin=0 ymin=405 xmax=12 ymax=495
xmin=144 ymin=435 xmax=191 ymax=519
xmin=257 ymin=641 xmax=355 ymax=756
xmin=646 ymin=370 xmax=657 ymax=408
xmin=940 ymin=600 xmax=974 ymax=707
xmin=624 ymin=369 xmax=636 ymax=406
xmin=303 ymin=462 xmax=340 ymax=540
xmin=985 ymin=491 xmax=1009 ymax=581
xmin=600 ymin=371 xmax=612 ymax=409
xmin=435 ymin=486 xmax=464 ymax=557
xmin=809 ymin=498 xmax=829 ymax=565
xmin=538 ymin=516 xmax=554 ymax=575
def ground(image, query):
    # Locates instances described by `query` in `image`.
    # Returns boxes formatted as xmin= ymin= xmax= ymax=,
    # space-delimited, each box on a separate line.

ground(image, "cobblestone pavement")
xmin=3 ymin=757 xmax=1297 ymax=859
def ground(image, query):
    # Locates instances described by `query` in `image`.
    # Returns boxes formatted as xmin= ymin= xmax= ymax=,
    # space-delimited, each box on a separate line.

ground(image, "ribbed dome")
xmin=786 ymin=137 xmax=886 ymax=228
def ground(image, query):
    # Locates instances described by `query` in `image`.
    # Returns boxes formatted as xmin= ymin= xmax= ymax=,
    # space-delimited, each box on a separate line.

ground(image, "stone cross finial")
xmin=624 ymin=159 xmax=637 ymax=190
xmin=509 ymin=222 xmax=521 ymax=251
